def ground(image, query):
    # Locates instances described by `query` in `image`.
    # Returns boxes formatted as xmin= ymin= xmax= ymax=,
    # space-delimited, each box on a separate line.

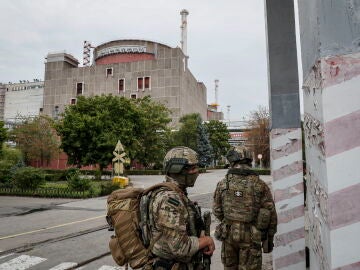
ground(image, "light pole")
xmin=257 ymin=154 xmax=263 ymax=168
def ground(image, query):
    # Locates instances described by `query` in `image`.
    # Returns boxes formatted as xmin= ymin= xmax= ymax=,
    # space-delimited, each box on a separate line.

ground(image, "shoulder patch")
xmin=167 ymin=197 xmax=180 ymax=206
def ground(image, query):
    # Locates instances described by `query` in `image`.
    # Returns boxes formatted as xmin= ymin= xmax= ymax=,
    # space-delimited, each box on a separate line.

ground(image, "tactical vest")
xmin=223 ymin=169 xmax=259 ymax=224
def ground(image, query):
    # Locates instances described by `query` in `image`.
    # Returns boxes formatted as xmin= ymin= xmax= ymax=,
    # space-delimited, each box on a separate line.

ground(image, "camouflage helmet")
xmin=226 ymin=146 xmax=252 ymax=165
xmin=163 ymin=146 xmax=198 ymax=174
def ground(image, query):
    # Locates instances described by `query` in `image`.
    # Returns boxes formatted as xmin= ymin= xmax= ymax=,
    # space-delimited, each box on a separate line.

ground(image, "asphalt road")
xmin=0 ymin=169 xmax=273 ymax=270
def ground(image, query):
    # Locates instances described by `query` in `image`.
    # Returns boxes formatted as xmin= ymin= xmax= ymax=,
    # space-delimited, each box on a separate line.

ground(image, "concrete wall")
xmin=298 ymin=1 xmax=360 ymax=269
xmin=298 ymin=0 xmax=360 ymax=79
xmin=44 ymin=41 xmax=207 ymax=127
xmin=3 ymin=82 xmax=44 ymax=123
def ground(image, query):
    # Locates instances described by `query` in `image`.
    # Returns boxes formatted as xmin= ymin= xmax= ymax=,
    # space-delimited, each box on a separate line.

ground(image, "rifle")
xmin=202 ymin=211 xmax=211 ymax=270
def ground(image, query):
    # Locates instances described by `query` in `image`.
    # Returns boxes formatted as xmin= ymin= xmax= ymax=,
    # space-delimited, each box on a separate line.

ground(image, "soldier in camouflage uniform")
xmin=148 ymin=146 xmax=215 ymax=270
xmin=213 ymin=146 xmax=277 ymax=270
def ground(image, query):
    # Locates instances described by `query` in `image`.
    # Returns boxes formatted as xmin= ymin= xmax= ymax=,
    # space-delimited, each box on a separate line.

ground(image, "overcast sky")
xmin=0 ymin=0 xmax=295 ymax=121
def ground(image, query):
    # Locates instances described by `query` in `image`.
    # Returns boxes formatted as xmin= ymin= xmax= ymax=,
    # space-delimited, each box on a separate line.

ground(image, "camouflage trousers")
xmin=221 ymin=239 xmax=262 ymax=270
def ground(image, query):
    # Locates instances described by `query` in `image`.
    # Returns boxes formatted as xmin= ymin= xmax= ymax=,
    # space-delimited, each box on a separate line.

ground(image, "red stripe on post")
xmin=275 ymin=182 xmax=304 ymax=203
xmin=274 ymin=250 xmax=305 ymax=269
xmin=324 ymin=109 xmax=360 ymax=158
xmin=329 ymin=183 xmax=360 ymax=230
xmin=275 ymin=227 xmax=305 ymax=247
xmin=273 ymin=161 xmax=303 ymax=181
xmin=278 ymin=205 xmax=304 ymax=224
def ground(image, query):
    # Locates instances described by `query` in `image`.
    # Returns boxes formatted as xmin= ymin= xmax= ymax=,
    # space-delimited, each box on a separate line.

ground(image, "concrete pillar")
xmin=298 ymin=1 xmax=360 ymax=269
xmin=264 ymin=1 xmax=305 ymax=269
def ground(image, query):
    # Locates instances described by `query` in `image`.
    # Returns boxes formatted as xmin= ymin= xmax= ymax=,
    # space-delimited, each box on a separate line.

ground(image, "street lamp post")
xmin=257 ymin=154 xmax=263 ymax=168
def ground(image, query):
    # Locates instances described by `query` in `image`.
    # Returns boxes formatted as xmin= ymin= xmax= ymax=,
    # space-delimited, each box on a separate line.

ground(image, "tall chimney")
xmin=215 ymin=79 xmax=219 ymax=110
xmin=180 ymin=9 xmax=189 ymax=57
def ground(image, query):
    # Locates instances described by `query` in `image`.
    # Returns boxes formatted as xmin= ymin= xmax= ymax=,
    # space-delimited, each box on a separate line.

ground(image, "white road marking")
xmin=0 ymin=255 xmax=46 ymax=270
xmin=0 ymin=253 xmax=14 ymax=260
xmin=48 ymin=262 xmax=78 ymax=270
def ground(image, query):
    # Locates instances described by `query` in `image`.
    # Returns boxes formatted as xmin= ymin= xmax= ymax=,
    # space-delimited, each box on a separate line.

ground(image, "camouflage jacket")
xmin=148 ymin=177 xmax=199 ymax=263
xmin=213 ymin=169 xmax=277 ymax=239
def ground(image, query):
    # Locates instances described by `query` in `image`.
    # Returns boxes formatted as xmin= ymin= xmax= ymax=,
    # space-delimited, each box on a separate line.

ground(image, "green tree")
xmin=174 ymin=113 xmax=202 ymax=151
xmin=204 ymin=120 xmax=231 ymax=164
xmin=133 ymin=96 xmax=171 ymax=168
xmin=56 ymin=95 xmax=142 ymax=173
xmin=197 ymin=121 xmax=213 ymax=167
xmin=0 ymin=121 xmax=7 ymax=154
xmin=11 ymin=116 xmax=60 ymax=166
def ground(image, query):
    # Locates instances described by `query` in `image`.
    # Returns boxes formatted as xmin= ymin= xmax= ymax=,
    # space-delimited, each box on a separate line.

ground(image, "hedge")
xmin=0 ymin=187 xmax=92 ymax=198
xmin=43 ymin=168 xmax=207 ymax=178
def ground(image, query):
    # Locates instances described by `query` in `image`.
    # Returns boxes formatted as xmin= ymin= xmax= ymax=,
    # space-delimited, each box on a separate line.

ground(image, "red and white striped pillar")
xmin=298 ymin=1 xmax=360 ymax=269
xmin=302 ymin=52 xmax=360 ymax=270
xmin=265 ymin=0 xmax=306 ymax=269
xmin=271 ymin=129 xmax=305 ymax=269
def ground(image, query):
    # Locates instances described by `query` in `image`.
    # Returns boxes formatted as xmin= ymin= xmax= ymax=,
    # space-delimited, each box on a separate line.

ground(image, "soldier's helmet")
xmin=163 ymin=146 xmax=198 ymax=174
xmin=226 ymin=146 xmax=252 ymax=165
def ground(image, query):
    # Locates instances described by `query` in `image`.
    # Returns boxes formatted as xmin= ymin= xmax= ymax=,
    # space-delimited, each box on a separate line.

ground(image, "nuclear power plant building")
xmin=43 ymin=39 xmax=207 ymax=126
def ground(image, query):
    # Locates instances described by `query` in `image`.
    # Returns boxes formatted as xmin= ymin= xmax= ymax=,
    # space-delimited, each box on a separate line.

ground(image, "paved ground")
xmin=0 ymin=169 xmax=274 ymax=269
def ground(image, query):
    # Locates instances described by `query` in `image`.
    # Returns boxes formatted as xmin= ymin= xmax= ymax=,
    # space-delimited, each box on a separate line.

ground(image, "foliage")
xmin=0 ymin=146 xmax=24 ymax=187
xmin=56 ymin=95 xmax=141 ymax=172
xmin=0 ymin=187 xmax=91 ymax=198
xmin=132 ymin=96 xmax=171 ymax=168
xmin=11 ymin=116 xmax=60 ymax=166
xmin=246 ymin=106 xmax=270 ymax=167
xmin=197 ymin=121 xmax=213 ymax=167
xmin=99 ymin=181 xmax=120 ymax=196
xmin=204 ymin=120 xmax=231 ymax=164
xmin=56 ymin=95 xmax=171 ymax=172
xmin=173 ymin=113 xmax=202 ymax=151
xmin=12 ymin=167 xmax=46 ymax=189
xmin=66 ymin=168 xmax=92 ymax=192
xmin=0 ymin=121 xmax=7 ymax=154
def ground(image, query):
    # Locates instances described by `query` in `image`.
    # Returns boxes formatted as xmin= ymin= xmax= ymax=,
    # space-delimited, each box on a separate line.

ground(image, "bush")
xmin=66 ymin=168 xmax=92 ymax=192
xmin=0 ymin=160 xmax=15 ymax=187
xmin=99 ymin=181 xmax=120 ymax=196
xmin=12 ymin=167 xmax=46 ymax=189
xmin=0 ymin=146 xmax=24 ymax=187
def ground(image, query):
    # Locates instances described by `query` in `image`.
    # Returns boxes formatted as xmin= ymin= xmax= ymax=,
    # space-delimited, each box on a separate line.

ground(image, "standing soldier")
xmin=148 ymin=146 xmax=215 ymax=270
xmin=213 ymin=146 xmax=277 ymax=270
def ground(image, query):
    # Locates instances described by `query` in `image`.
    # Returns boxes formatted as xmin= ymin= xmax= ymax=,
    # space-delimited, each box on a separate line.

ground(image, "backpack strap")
xmin=143 ymin=182 xmax=186 ymax=201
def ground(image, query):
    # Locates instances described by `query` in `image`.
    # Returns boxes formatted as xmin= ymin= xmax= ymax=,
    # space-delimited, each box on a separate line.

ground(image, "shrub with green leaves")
xmin=0 ymin=146 xmax=24 ymax=187
xmin=12 ymin=167 xmax=45 ymax=189
xmin=66 ymin=168 xmax=92 ymax=191
xmin=99 ymin=181 xmax=119 ymax=196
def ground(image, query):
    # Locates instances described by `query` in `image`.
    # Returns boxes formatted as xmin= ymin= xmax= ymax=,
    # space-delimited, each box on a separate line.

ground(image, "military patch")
xmin=167 ymin=197 xmax=180 ymax=206
xmin=234 ymin=191 xmax=243 ymax=197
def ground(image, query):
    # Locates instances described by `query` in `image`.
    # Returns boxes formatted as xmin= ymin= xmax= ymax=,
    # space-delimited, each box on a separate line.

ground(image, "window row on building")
xmin=8 ymin=84 xmax=43 ymax=91
xmin=70 ymin=92 xmax=139 ymax=105
xmin=75 ymin=76 xmax=151 ymax=96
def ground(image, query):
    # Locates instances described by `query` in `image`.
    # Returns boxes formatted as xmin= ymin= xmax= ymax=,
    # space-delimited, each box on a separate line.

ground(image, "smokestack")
xmin=215 ymin=79 xmax=219 ymax=110
xmin=180 ymin=9 xmax=189 ymax=57
xmin=227 ymin=105 xmax=231 ymax=126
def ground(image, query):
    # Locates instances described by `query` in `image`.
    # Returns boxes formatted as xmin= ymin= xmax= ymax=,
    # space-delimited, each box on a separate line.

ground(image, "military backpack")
xmin=106 ymin=182 xmax=185 ymax=269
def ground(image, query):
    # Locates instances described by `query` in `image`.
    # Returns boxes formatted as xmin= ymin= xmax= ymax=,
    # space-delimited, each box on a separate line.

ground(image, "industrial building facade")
xmin=43 ymin=39 xmax=207 ymax=126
